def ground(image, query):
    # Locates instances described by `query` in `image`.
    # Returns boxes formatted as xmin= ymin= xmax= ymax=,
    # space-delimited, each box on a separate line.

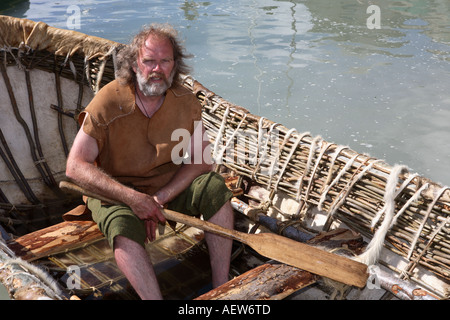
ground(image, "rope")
xmin=370 ymin=165 xmax=409 ymax=229
xmin=251 ymin=122 xmax=280 ymax=181
xmin=267 ymin=127 xmax=296 ymax=190
xmin=273 ymin=131 xmax=309 ymax=191
xmin=249 ymin=116 xmax=266 ymax=167
xmin=390 ymin=183 xmax=429 ymax=229
xmin=321 ymin=145 xmax=349 ymax=190
xmin=318 ymin=154 xmax=358 ymax=211
xmin=407 ymin=185 xmax=450 ymax=260
xmin=328 ymin=160 xmax=383 ymax=220
xmin=299 ymin=142 xmax=336 ymax=214
xmin=93 ymin=45 xmax=117 ymax=93
xmin=216 ymin=113 xmax=247 ymax=164
xmin=294 ymin=135 xmax=322 ymax=202
xmin=212 ymin=106 xmax=230 ymax=163
xmin=356 ymin=164 xmax=408 ymax=266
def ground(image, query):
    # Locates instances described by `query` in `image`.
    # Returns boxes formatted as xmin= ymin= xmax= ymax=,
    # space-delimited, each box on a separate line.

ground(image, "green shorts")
xmin=87 ymin=172 xmax=233 ymax=248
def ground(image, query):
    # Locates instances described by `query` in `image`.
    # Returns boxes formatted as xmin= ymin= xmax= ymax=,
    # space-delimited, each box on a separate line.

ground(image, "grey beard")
xmin=136 ymin=70 xmax=175 ymax=96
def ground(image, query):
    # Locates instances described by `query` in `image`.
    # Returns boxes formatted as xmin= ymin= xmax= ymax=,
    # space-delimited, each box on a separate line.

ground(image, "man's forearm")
xmin=66 ymin=159 xmax=140 ymax=206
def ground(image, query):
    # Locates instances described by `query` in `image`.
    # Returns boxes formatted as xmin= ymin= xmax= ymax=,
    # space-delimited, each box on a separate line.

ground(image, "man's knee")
xmin=88 ymin=198 xmax=147 ymax=248
xmin=113 ymin=235 xmax=145 ymax=252
xmin=208 ymin=201 xmax=234 ymax=226
xmin=192 ymin=172 xmax=233 ymax=220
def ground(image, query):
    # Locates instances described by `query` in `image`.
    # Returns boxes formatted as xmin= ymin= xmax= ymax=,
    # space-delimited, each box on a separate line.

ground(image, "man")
xmin=65 ymin=23 xmax=234 ymax=300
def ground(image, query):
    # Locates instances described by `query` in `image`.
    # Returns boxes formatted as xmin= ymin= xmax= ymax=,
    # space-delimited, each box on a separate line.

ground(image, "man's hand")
xmin=129 ymin=192 xmax=166 ymax=242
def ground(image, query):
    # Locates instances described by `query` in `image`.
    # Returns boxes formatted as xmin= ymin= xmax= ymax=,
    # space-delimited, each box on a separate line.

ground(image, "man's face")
xmin=135 ymin=35 xmax=175 ymax=96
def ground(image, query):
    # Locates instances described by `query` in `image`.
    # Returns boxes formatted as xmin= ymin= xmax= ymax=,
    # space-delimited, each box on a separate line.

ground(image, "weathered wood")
xmin=372 ymin=267 xmax=439 ymax=300
xmin=196 ymin=263 xmax=317 ymax=300
xmin=0 ymin=250 xmax=65 ymax=300
xmin=307 ymin=228 xmax=366 ymax=253
xmin=7 ymin=220 xmax=103 ymax=261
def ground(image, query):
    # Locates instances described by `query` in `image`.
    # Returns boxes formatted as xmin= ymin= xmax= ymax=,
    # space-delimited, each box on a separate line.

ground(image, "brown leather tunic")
xmin=78 ymin=80 xmax=202 ymax=195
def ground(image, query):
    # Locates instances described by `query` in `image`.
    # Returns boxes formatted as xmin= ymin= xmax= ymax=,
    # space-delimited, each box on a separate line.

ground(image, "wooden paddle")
xmin=59 ymin=181 xmax=369 ymax=288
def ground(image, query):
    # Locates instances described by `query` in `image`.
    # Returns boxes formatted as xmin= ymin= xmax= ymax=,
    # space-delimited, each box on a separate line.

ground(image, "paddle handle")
xmin=163 ymin=209 xmax=249 ymax=243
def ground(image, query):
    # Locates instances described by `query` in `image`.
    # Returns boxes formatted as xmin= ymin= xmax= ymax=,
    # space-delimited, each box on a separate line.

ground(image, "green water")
xmin=2 ymin=0 xmax=450 ymax=185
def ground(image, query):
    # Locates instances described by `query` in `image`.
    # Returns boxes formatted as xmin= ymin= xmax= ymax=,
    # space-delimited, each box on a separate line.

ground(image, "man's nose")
xmin=152 ymin=62 xmax=163 ymax=72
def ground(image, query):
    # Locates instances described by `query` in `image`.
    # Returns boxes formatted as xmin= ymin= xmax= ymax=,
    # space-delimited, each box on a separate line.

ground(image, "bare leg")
xmin=114 ymin=236 xmax=163 ymax=300
xmin=204 ymin=201 xmax=234 ymax=288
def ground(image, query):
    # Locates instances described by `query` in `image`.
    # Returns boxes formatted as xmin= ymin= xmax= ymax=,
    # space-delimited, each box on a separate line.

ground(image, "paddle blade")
xmin=247 ymin=232 xmax=368 ymax=288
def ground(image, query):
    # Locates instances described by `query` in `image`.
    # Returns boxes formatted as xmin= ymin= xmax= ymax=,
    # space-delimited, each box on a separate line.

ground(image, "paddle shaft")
xmin=60 ymin=181 xmax=369 ymax=287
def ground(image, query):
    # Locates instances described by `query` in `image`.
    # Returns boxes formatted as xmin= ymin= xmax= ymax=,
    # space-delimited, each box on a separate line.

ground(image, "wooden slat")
xmin=7 ymin=220 xmax=103 ymax=261
xmin=195 ymin=263 xmax=317 ymax=300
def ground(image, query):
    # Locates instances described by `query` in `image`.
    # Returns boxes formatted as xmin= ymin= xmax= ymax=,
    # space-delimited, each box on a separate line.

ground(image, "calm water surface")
xmin=2 ymin=0 xmax=450 ymax=185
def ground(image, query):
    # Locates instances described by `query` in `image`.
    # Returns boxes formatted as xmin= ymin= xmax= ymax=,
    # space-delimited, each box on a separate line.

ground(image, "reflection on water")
xmin=2 ymin=0 xmax=450 ymax=184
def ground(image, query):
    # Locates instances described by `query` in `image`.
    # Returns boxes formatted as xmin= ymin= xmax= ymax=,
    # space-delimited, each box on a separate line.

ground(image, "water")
xmin=2 ymin=0 xmax=450 ymax=185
